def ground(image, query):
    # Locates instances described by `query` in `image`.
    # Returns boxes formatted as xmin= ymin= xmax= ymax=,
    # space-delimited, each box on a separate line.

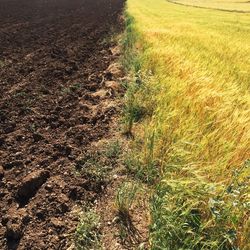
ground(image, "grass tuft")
xmin=75 ymin=210 xmax=101 ymax=250
xmin=115 ymin=181 xmax=139 ymax=217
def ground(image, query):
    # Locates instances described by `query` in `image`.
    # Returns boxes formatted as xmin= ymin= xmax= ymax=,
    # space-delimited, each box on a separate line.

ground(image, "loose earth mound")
xmin=0 ymin=0 xmax=124 ymax=249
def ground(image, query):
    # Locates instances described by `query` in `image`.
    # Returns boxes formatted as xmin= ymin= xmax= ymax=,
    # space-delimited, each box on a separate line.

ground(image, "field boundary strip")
xmin=167 ymin=0 xmax=250 ymax=13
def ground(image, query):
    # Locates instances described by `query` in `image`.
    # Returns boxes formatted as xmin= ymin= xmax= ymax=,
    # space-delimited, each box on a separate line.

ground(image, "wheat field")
xmin=125 ymin=0 xmax=250 ymax=248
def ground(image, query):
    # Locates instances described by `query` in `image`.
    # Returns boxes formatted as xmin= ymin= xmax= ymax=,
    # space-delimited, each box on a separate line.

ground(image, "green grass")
xmin=74 ymin=142 xmax=123 ymax=182
xmin=124 ymin=0 xmax=250 ymax=248
xmin=104 ymin=140 xmax=122 ymax=159
xmin=75 ymin=210 xmax=101 ymax=250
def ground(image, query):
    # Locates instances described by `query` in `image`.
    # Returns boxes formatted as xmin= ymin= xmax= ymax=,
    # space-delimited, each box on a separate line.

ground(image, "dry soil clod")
xmin=16 ymin=170 xmax=50 ymax=205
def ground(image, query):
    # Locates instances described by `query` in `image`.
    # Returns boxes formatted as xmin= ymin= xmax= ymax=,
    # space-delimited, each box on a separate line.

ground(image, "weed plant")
xmin=115 ymin=182 xmax=139 ymax=217
xmin=75 ymin=210 xmax=101 ymax=250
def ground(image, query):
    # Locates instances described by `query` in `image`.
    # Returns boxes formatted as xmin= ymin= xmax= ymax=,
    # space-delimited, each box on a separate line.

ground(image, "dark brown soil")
xmin=0 ymin=0 xmax=124 ymax=249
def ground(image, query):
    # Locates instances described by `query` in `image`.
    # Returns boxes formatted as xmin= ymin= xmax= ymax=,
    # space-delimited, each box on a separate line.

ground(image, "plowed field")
xmin=0 ymin=0 xmax=124 ymax=249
